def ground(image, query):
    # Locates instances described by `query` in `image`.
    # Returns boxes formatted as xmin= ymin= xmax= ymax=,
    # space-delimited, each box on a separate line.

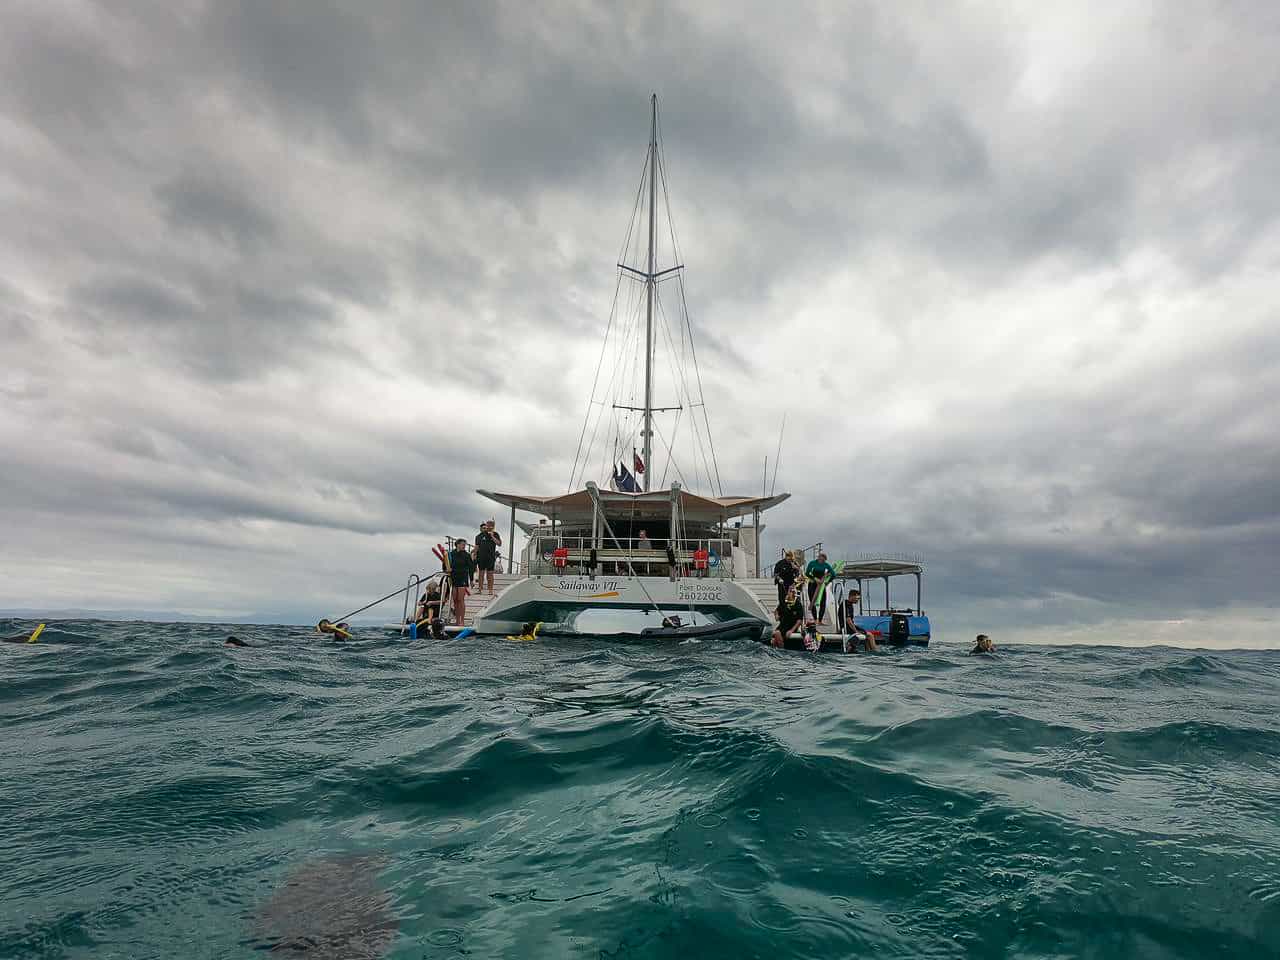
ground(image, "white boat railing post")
xmin=752 ymin=507 xmax=760 ymax=577
xmin=507 ymin=505 xmax=515 ymax=576
xmin=590 ymin=498 xmax=600 ymax=580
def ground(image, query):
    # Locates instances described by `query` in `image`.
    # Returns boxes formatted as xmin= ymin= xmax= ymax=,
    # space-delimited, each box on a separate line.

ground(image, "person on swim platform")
xmin=416 ymin=580 xmax=443 ymax=622
xmin=772 ymin=587 xmax=804 ymax=648
xmin=474 ymin=521 xmax=502 ymax=595
xmin=448 ymin=536 xmax=475 ymax=626
xmin=838 ymin=590 xmax=861 ymax=633
xmin=804 ymin=552 xmax=836 ymax=623
xmin=773 ymin=551 xmax=799 ymax=605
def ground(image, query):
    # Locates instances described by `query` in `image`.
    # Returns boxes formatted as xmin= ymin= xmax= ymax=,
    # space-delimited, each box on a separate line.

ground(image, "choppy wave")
xmin=2 ymin=618 xmax=1280 ymax=958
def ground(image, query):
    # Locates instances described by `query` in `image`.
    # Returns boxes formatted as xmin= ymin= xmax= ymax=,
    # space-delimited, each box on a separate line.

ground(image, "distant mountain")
xmin=0 ymin=607 xmax=322 ymax=626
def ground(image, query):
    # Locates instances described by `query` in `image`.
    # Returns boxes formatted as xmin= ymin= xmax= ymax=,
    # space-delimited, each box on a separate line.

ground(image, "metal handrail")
xmin=400 ymin=574 xmax=423 ymax=636
xmin=522 ymin=535 xmax=734 ymax=577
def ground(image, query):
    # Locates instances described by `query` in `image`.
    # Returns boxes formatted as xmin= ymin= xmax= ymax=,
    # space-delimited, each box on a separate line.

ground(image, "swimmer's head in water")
xmin=224 ymin=636 xmax=247 ymax=647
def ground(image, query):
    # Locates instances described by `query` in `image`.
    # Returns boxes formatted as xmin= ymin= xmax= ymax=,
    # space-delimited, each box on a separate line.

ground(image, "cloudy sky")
xmin=2 ymin=1 xmax=1277 ymax=644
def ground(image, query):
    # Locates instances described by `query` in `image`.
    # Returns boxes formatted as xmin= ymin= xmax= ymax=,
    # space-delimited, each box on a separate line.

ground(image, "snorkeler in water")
xmin=2 ymin=623 xmax=46 ymax=644
xmin=317 ymin=620 xmax=354 ymax=640
xmin=970 ymin=634 xmax=994 ymax=654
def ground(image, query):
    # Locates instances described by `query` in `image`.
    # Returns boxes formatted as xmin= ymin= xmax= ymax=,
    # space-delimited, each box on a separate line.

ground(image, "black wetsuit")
xmin=448 ymin=549 xmax=474 ymax=589
xmin=474 ymin=530 xmax=500 ymax=572
xmin=421 ymin=584 xmax=442 ymax=620
xmin=772 ymin=557 xmax=798 ymax=605
xmin=775 ymin=598 xmax=803 ymax=637
xmin=838 ymin=598 xmax=859 ymax=633
xmin=773 ymin=601 xmax=803 ymax=655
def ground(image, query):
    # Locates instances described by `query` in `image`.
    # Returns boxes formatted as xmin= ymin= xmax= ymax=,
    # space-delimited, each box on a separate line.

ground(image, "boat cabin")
xmin=477 ymin=484 xmax=790 ymax=580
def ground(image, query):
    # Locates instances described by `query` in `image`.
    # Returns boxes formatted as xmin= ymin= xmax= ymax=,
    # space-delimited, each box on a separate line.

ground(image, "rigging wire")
xmin=577 ymin=96 xmax=724 ymax=497
xmin=676 ymin=273 xmax=724 ymax=496
xmin=573 ymin=146 xmax=651 ymax=490
xmin=652 ymin=416 xmax=690 ymax=490
xmin=569 ymin=270 xmax=626 ymax=491
xmin=654 ymin=289 xmax=710 ymax=493
xmin=656 ymin=106 xmax=723 ymax=497
xmin=770 ymin=413 xmax=786 ymax=497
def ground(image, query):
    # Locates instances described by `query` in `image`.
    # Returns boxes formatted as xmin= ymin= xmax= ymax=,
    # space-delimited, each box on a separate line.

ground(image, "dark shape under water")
xmin=250 ymin=854 xmax=397 ymax=958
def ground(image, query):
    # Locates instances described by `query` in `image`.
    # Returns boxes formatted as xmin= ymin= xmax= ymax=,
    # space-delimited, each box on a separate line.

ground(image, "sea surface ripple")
xmin=2 ymin=619 xmax=1280 ymax=958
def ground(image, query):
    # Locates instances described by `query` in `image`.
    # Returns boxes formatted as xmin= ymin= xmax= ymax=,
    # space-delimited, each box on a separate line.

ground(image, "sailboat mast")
xmin=642 ymin=93 xmax=656 ymax=493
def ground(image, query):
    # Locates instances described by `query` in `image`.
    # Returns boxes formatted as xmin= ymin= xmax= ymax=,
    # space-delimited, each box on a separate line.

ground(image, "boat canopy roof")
xmin=477 ymin=487 xmax=790 ymax=524
xmin=835 ymin=559 xmax=923 ymax=579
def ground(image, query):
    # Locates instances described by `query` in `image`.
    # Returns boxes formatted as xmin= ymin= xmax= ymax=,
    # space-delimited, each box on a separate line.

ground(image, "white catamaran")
xmin=425 ymin=96 xmax=930 ymax=648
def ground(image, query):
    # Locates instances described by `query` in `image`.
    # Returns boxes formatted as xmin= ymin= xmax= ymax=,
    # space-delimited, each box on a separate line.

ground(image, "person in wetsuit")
xmin=773 ymin=551 xmax=799 ymax=605
xmin=415 ymin=579 xmax=443 ymax=622
xmin=971 ymin=634 xmax=994 ymax=654
xmin=474 ymin=521 xmax=502 ymax=596
xmin=448 ymin=536 xmax=475 ymax=626
xmin=804 ymin=552 xmax=836 ymax=624
xmin=772 ymin=587 xmax=804 ymax=648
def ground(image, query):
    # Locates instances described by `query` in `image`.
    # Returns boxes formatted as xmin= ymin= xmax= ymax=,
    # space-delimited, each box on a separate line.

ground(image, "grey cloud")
xmin=0 ymin=1 xmax=1277 ymax=636
xmin=156 ymin=170 xmax=278 ymax=252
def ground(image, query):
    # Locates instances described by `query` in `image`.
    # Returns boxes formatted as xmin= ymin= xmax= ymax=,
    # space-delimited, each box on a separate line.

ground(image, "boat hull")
xmin=473 ymin=575 xmax=771 ymax=636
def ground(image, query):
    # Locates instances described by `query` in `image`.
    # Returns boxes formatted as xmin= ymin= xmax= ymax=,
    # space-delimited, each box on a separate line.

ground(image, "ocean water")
xmin=2 ymin=619 xmax=1279 ymax=958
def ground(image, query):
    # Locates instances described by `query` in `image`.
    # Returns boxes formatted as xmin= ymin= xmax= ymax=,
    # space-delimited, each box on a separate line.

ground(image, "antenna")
xmin=769 ymin=413 xmax=786 ymax=496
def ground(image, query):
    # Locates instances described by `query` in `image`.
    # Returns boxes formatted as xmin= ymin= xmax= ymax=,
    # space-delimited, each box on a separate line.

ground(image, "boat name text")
xmin=555 ymin=579 xmax=622 ymax=592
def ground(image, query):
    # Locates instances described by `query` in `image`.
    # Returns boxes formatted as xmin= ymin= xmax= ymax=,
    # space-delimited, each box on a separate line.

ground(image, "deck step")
xmin=736 ymin=577 xmax=840 ymax=628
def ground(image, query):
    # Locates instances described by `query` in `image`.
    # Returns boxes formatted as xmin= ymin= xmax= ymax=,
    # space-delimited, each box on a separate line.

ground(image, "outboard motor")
xmin=888 ymin=613 xmax=910 ymax=646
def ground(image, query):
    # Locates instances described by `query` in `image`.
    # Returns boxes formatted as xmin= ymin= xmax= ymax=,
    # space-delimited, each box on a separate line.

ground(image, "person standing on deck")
xmin=474 ymin=520 xmax=502 ymax=596
xmin=448 ymin=536 xmax=475 ymax=626
xmin=804 ymin=552 xmax=837 ymax=624
xmin=772 ymin=550 xmax=799 ymax=605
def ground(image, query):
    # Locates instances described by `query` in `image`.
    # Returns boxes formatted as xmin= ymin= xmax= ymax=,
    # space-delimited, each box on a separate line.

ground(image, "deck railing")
xmin=523 ymin=536 xmax=734 ymax=578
